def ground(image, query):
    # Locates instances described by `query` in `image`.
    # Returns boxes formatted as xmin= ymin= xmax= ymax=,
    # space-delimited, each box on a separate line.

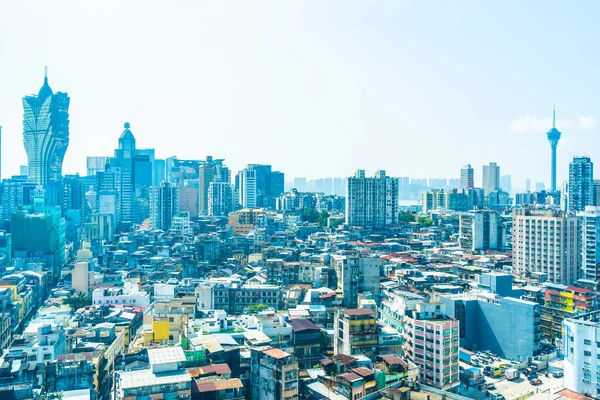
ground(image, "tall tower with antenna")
xmin=546 ymin=104 xmax=562 ymax=192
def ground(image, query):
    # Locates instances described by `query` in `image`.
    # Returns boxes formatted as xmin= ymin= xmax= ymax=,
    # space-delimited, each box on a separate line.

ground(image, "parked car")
xmin=530 ymin=378 xmax=542 ymax=386
xmin=491 ymin=393 xmax=505 ymax=400
xmin=552 ymin=372 xmax=564 ymax=378
xmin=527 ymin=373 xmax=538 ymax=381
xmin=483 ymin=383 xmax=496 ymax=390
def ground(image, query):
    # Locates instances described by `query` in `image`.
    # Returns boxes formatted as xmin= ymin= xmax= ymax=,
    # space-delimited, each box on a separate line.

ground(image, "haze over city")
xmin=1 ymin=1 xmax=600 ymax=188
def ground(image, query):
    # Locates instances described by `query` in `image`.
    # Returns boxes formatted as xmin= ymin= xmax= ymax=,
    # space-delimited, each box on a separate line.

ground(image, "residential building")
xmin=512 ymin=208 xmax=579 ymax=285
xmin=459 ymin=210 xmax=505 ymax=251
xmin=402 ymin=302 xmax=460 ymax=391
xmin=289 ymin=319 xmax=323 ymax=370
xmin=422 ymin=189 xmax=470 ymax=212
xmin=92 ymin=281 xmax=151 ymax=311
xmin=117 ymin=346 xmax=192 ymax=400
xmin=333 ymin=255 xmax=380 ymax=309
xmin=578 ymin=206 xmax=600 ymax=281
xmin=460 ymin=164 xmax=474 ymax=190
xmin=568 ymin=156 xmax=594 ymax=214
xmin=482 ymin=162 xmax=500 ymax=195
xmin=208 ymin=179 xmax=235 ymax=217
xmin=541 ymin=284 xmax=596 ymax=343
xmin=198 ymin=156 xmax=230 ymax=214
xmin=334 ymin=308 xmax=378 ymax=358
xmin=250 ymin=346 xmax=298 ymax=400
xmin=239 ymin=168 xmax=257 ymax=208
xmin=346 ymin=169 xmax=399 ymax=228
xmin=563 ymin=315 xmax=600 ymax=398
xmin=150 ymin=181 xmax=179 ymax=231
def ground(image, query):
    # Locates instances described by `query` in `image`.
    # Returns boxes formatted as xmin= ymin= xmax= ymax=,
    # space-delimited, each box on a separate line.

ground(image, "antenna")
xmin=44 ymin=66 xmax=48 ymax=79
xmin=552 ymin=101 xmax=556 ymax=129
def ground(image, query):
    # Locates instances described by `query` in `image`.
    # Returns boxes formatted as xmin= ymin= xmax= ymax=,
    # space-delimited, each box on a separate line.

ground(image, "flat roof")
xmin=148 ymin=346 xmax=186 ymax=366
xmin=342 ymin=308 xmax=376 ymax=316
xmin=262 ymin=347 xmax=291 ymax=360
xmin=120 ymin=369 xmax=191 ymax=390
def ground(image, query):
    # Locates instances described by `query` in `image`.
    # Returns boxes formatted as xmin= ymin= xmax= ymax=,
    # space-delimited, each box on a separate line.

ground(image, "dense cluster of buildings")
xmin=1 ymin=74 xmax=600 ymax=400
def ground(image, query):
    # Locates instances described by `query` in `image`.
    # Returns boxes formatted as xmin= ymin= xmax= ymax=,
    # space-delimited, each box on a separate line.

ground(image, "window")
xmin=584 ymin=351 xmax=592 ymax=357
xmin=585 ymin=340 xmax=592 ymax=346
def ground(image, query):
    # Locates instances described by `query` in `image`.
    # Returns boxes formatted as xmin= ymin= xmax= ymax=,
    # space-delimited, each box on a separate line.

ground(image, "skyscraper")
xmin=346 ymin=169 xmax=398 ymax=228
xmin=238 ymin=168 xmax=257 ymax=208
xmin=482 ymin=162 xmax=500 ymax=194
xmin=568 ymin=157 xmax=594 ymax=214
xmin=577 ymin=206 xmax=600 ymax=281
xmin=500 ymin=175 xmax=512 ymax=195
xmin=208 ymin=179 xmax=235 ymax=217
xmin=22 ymin=69 xmax=70 ymax=187
xmin=198 ymin=157 xmax=229 ymax=214
xmin=546 ymin=106 xmax=562 ymax=192
xmin=150 ymin=181 xmax=179 ymax=231
xmin=460 ymin=164 xmax=474 ymax=190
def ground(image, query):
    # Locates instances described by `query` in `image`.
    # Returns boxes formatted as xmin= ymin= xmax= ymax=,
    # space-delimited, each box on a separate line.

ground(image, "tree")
xmin=247 ymin=303 xmax=269 ymax=314
xmin=418 ymin=216 xmax=434 ymax=227
xmin=63 ymin=293 xmax=92 ymax=311
xmin=302 ymin=208 xmax=320 ymax=223
xmin=398 ymin=211 xmax=416 ymax=224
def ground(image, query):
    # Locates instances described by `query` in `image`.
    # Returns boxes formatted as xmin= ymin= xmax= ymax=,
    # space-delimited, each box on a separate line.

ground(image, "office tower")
xmin=11 ymin=203 xmax=65 ymax=283
xmin=334 ymin=308 xmax=378 ymax=357
xmin=577 ymin=206 xmax=600 ymax=281
xmin=19 ymin=165 xmax=28 ymax=176
xmin=0 ymin=176 xmax=31 ymax=220
xmin=97 ymin=123 xmax=139 ymax=225
xmin=485 ymin=189 xmax=511 ymax=210
xmin=22 ymin=70 xmax=70 ymax=187
xmin=346 ymin=169 xmax=398 ymax=228
xmin=238 ymin=168 xmax=257 ymax=208
xmin=250 ymin=347 xmax=298 ymax=400
xmin=482 ymin=162 xmax=500 ymax=194
xmin=153 ymin=159 xmax=166 ymax=186
xmin=208 ymin=180 xmax=235 ymax=217
xmin=293 ymin=177 xmax=306 ymax=192
xmin=239 ymin=164 xmax=284 ymax=209
xmin=546 ymin=106 xmax=562 ymax=192
xmin=512 ymin=208 xmax=578 ymax=284
xmin=198 ymin=156 xmax=229 ymax=214
xmin=568 ymin=157 xmax=594 ymax=214
xmin=86 ymin=156 xmax=108 ymax=176
xmin=459 ymin=210 xmax=505 ymax=251
xmin=500 ymin=175 xmax=512 ymax=195
xmin=150 ymin=181 xmax=179 ymax=231
xmin=525 ymin=178 xmax=531 ymax=192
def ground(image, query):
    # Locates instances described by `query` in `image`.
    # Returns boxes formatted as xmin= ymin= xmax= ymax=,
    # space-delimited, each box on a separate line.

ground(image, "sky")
xmin=1 ymin=1 xmax=599 ymax=191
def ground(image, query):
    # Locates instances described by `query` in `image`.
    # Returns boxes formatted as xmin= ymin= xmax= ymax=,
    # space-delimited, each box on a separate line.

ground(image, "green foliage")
xmin=329 ymin=217 xmax=344 ymax=229
xmin=247 ymin=303 xmax=269 ymax=314
xmin=418 ymin=216 xmax=434 ymax=227
xmin=302 ymin=208 xmax=330 ymax=227
xmin=398 ymin=211 xmax=416 ymax=224
xmin=63 ymin=293 xmax=92 ymax=311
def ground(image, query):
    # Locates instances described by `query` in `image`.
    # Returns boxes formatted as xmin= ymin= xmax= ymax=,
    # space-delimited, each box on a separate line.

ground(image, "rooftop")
xmin=119 ymin=368 xmax=191 ymax=390
xmin=342 ymin=308 xmax=376 ymax=317
xmin=148 ymin=346 xmax=186 ymax=366
xmin=262 ymin=347 xmax=292 ymax=360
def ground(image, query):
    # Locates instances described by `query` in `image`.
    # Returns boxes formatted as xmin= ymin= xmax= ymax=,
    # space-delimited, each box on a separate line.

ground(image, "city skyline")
xmin=1 ymin=1 xmax=600 ymax=186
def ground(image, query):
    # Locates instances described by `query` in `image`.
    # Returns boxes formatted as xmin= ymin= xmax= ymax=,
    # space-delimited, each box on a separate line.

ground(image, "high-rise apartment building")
xmin=150 ymin=181 xmax=179 ymax=231
xmin=198 ymin=157 xmax=230 ymax=214
xmin=578 ymin=206 xmax=600 ymax=281
xmin=208 ymin=179 xmax=235 ymax=217
xmin=238 ymin=168 xmax=257 ymax=208
xmin=568 ymin=156 xmax=594 ymax=214
xmin=22 ymin=70 xmax=70 ymax=187
xmin=512 ymin=208 xmax=579 ymax=284
xmin=594 ymin=180 xmax=600 ymax=207
xmin=422 ymin=189 xmax=470 ymax=213
xmin=333 ymin=255 xmax=380 ymax=309
xmin=460 ymin=164 xmax=474 ymax=190
xmin=250 ymin=346 xmax=298 ymax=400
xmin=482 ymin=162 xmax=500 ymax=194
xmin=334 ymin=308 xmax=378 ymax=358
xmin=346 ymin=169 xmax=398 ymax=228
xmin=459 ymin=210 xmax=505 ymax=251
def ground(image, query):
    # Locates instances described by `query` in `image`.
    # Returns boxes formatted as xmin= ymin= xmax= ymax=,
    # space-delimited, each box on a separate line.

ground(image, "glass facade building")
xmin=22 ymin=73 xmax=70 ymax=186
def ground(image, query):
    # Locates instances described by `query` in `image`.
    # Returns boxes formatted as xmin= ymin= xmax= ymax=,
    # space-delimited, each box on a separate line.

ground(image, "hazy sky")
xmin=1 ymin=1 xmax=599 ymax=190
